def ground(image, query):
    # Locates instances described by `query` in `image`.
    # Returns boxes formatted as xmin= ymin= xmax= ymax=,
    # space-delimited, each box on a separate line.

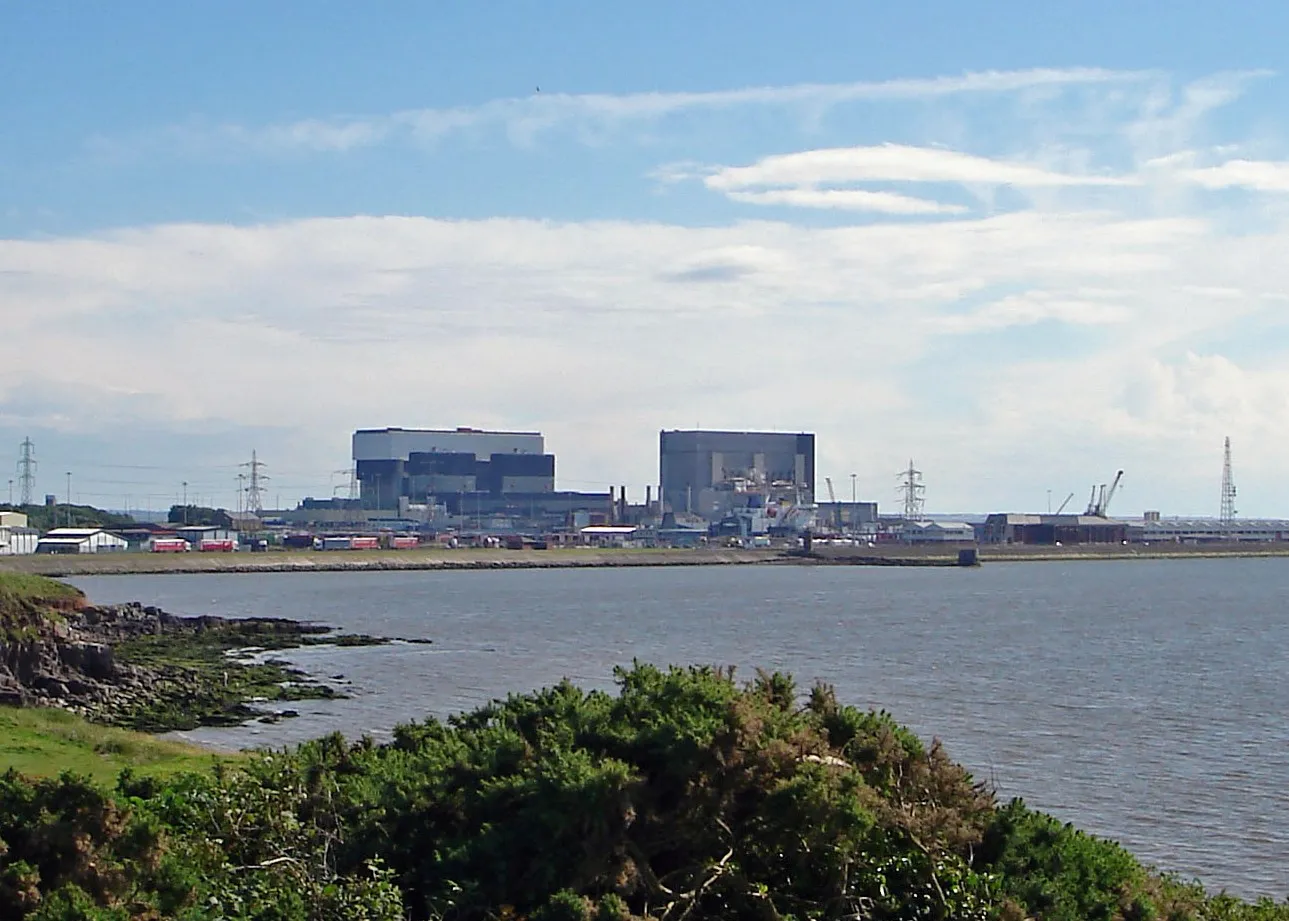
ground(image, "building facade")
xmin=659 ymin=430 xmax=815 ymax=522
xmin=354 ymin=427 xmax=554 ymax=509
xmin=35 ymin=528 xmax=129 ymax=554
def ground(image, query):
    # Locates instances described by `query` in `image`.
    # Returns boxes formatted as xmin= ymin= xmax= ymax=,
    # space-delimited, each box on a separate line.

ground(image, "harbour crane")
xmin=1084 ymin=470 xmax=1124 ymax=517
xmin=1101 ymin=470 xmax=1124 ymax=517
xmin=1054 ymin=491 xmax=1075 ymax=514
xmin=824 ymin=477 xmax=839 ymax=529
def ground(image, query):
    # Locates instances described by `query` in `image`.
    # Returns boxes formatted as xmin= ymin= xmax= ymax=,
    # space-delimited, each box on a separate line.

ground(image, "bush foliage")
xmin=0 ymin=664 xmax=1283 ymax=920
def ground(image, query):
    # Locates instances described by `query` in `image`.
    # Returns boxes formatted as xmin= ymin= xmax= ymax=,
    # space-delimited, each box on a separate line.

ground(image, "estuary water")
xmin=71 ymin=559 xmax=1289 ymax=899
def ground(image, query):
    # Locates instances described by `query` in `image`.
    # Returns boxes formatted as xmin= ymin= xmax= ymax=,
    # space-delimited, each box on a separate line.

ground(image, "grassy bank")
xmin=0 ymin=705 xmax=227 ymax=783
xmin=0 ymin=570 xmax=83 ymax=610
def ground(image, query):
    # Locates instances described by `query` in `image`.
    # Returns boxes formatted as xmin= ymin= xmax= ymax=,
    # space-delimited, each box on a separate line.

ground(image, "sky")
xmin=3 ymin=1 xmax=1289 ymax=516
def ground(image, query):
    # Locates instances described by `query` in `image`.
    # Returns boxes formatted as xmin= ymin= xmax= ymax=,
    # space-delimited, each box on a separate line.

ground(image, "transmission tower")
xmin=1220 ymin=436 xmax=1237 ymax=527
xmin=897 ymin=459 xmax=926 ymax=522
xmin=16 ymin=438 xmax=36 ymax=506
xmin=241 ymin=450 xmax=269 ymax=515
xmin=332 ymin=466 xmax=358 ymax=501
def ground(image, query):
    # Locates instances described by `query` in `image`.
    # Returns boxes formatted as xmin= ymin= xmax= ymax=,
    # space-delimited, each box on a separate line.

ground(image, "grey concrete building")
xmin=354 ymin=427 xmax=554 ymax=509
xmin=659 ymin=429 xmax=815 ymax=521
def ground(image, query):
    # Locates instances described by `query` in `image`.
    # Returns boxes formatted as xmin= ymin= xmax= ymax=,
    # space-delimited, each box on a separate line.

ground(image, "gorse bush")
xmin=0 ymin=663 xmax=1284 ymax=920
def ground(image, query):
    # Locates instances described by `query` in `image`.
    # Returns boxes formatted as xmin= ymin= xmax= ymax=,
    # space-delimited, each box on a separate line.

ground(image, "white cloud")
xmin=1177 ymin=159 xmax=1289 ymax=192
xmin=725 ymin=187 xmax=968 ymax=215
xmin=706 ymin=144 xmax=1138 ymax=193
xmin=3 ymin=204 xmax=1289 ymax=514
xmin=931 ymin=291 xmax=1131 ymax=333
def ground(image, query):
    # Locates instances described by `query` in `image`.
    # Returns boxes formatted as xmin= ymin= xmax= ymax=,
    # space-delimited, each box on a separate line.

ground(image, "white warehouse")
xmin=35 ymin=528 xmax=129 ymax=554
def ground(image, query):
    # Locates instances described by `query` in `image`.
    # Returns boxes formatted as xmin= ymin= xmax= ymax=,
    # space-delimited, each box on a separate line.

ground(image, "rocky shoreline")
xmin=0 ymin=598 xmax=390 ymax=732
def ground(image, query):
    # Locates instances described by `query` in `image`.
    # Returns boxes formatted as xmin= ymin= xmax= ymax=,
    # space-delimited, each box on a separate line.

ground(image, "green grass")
xmin=0 ymin=705 xmax=236 ymax=784
xmin=0 ymin=571 xmax=82 ymax=612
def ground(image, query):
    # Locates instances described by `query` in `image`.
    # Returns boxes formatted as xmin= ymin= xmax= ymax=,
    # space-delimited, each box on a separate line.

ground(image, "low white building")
xmin=901 ymin=520 xmax=977 ymax=543
xmin=36 ymin=528 xmax=130 ymax=554
xmin=175 ymin=525 xmax=239 ymax=546
xmin=0 ymin=514 xmax=38 ymax=555
xmin=580 ymin=525 xmax=642 ymax=548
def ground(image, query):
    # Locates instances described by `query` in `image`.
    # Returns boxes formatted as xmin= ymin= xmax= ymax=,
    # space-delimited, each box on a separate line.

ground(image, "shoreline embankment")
xmin=2 ymin=542 xmax=1288 ymax=577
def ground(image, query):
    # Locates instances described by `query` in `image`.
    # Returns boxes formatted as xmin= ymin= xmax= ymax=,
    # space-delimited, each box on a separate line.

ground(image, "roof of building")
xmin=580 ymin=526 xmax=639 ymax=535
xmin=355 ymin=427 xmax=542 ymax=436
xmin=44 ymin=528 xmax=112 ymax=537
xmin=987 ymin=514 xmax=1126 ymax=527
xmin=1131 ymin=517 xmax=1289 ymax=530
xmin=660 ymin=429 xmax=813 ymax=437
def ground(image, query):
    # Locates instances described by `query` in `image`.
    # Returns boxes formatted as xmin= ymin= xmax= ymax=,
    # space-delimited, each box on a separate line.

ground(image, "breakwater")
xmin=3 ymin=542 xmax=1288 ymax=577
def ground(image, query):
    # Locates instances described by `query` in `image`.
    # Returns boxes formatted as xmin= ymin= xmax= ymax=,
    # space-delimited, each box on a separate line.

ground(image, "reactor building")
xmin=352 ymin=427 xmax=612 ymax=528
xmin=659 ymin=429 xmax=815 ymax=522
xmin=353 ymin=427 xmax=554 ymax=508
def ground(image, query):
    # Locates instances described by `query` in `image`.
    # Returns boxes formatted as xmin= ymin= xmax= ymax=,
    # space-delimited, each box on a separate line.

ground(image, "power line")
xmin=16 ymin=438 xmax=36 ymax=506
xmin=897 ymin=459 xmax=925 ymax=522
xmin=1220 ymin=436 xmax=1237 ymax=527
xmin=241 ymin=450 xmax=269 ymax=515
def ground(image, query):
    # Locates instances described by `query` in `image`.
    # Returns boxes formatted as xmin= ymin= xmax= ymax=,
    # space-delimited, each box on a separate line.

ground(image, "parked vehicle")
xmin=198 ymin=539 xmax=236 ymax=552
xmin=151 ymin=538 xmax=190 ymax=553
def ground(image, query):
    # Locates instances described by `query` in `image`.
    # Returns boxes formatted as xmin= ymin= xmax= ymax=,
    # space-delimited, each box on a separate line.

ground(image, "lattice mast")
xmin=241 ymin=450 xmax=269 ymax=515
xmin=1220 ymin=437 xmax=1237 ymax=527
xmin=897 ymin=459 xmax=926 ymax=522
xmin=16 ymin=438 xmax=36 ymax=506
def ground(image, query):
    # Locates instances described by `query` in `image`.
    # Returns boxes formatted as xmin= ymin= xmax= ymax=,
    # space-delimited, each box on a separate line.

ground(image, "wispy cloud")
xmin=931 ymin=291 xmax=1131 ymax=333
xmin=725 ymin=187 xmax=968 ymax=215
xmin=90 ymin=67 xmax=1156 ymax=159
xmin=1177 ymin=159 xmax=1289 ymax=192
xmin=706 ymin=144 xmax=1138 ymax=191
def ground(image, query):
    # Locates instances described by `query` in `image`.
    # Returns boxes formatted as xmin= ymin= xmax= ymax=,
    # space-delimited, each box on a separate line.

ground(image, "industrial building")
xmin=0 ymin=511 xmax=37 ymax=555
xmin=1126 ymin=516 xmax=1289 ymax=543
xmin=659 ymin=430 xmax=815 ymax=522
xmin=35 ymin=528 xmax=129 ymax=554
xmin=354 ymin=427 xmax=554 ymax=508
xmin=351 ymin=426 xmax=612 ymax=532
xmin=981 ymin=514 xmax=1128 ymax=545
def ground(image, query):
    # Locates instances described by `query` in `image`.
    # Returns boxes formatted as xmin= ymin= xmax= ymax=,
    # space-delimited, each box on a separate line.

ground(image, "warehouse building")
xmin=1126 ymin=516 xmax=1289 ymax=543
xmin=659 ymin=430 xmax=815 ymax=522
xmin=35 ymin=528 xmax=129 ymax=554
xmin=981 ymin=514 xmax=1128 ymax=545
xmin=0 ymin=511 xmax=38 ymax=555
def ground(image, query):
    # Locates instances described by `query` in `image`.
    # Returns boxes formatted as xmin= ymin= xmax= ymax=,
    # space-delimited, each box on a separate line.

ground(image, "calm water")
xmin=71 ymin=559 xmax=1289 ymax=899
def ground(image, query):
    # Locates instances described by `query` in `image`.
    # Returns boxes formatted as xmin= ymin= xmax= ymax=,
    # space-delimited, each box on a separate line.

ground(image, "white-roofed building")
xmin=36 ymin=528 xmax=129 ymax=554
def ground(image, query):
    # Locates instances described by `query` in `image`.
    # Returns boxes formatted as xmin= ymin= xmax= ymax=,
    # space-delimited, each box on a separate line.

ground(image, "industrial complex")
xmin=4 ymin=428 xmax=1289 ymax=554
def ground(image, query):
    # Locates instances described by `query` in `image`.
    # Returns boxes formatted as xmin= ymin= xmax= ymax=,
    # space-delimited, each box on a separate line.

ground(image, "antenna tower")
xmin=897 ymin=459 xmax=926 ymax=522
xmin=16 ymin=438 xmax=36 ymax=506
xmin=241 ymin=450 xmax=269 ymax=515
xmin=1220 ymin=436 xmax=1237 ymax=527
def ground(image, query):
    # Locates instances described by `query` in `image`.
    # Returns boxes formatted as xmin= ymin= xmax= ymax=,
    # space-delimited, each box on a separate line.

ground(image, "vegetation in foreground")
xmin=0 ymin=706 xmax=232 ymax=785
xmin=0 ymin=664 xmax=1284 ymax=920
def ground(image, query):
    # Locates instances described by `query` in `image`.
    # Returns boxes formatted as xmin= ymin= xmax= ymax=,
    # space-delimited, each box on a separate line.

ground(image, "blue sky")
xmin=3 ymin=2 xmax=1289 ymax=514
